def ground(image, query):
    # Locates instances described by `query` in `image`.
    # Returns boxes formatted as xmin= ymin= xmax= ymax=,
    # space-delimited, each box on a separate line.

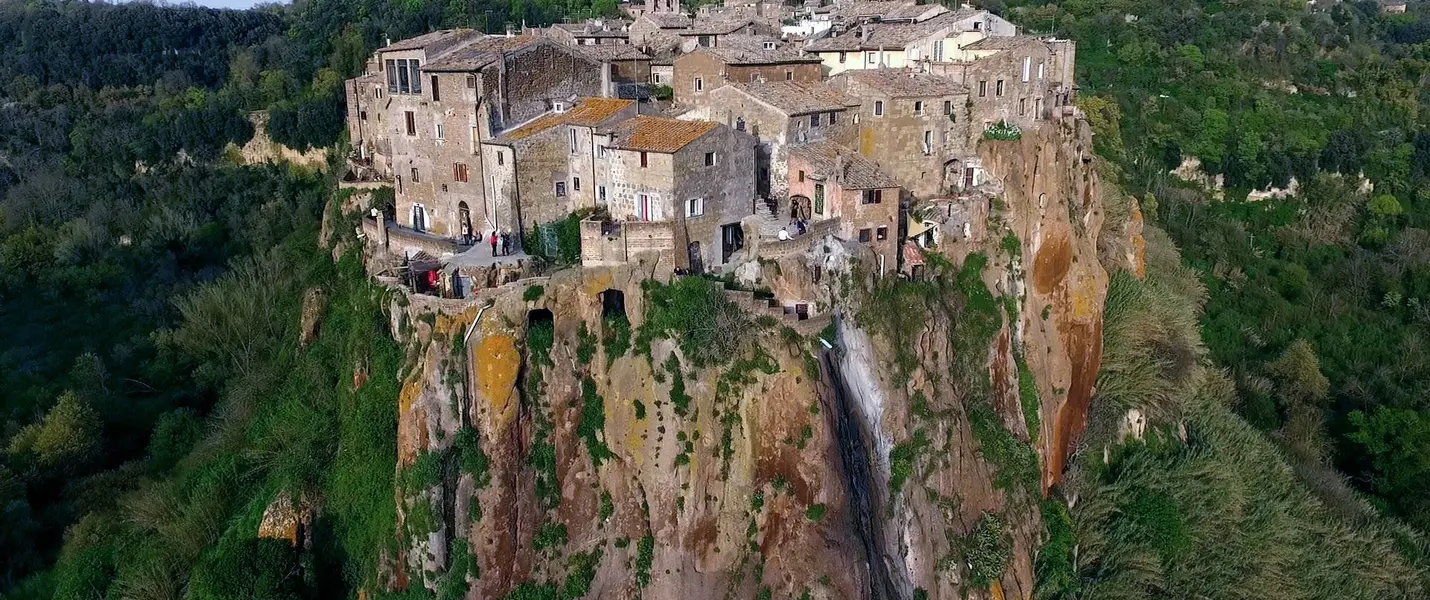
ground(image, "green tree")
xmin=189 ymin=538 xmax=306 ymax=600
xmin=8 ymin=391 xmax=102 ymax=469
xmin=1349 ymin=407 xmax=1430 ymax=526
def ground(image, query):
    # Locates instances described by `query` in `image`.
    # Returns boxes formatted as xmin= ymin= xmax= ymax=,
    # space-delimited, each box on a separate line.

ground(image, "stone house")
xmin=806 ymin=9 xmax=1016 ymax=76
xmin=602 ymin=116 xmax=758 ymax=269
xmin=672 ymin=38 xmax=824 ymax=105
xmin=925 ymin=35 xmax=1062 ymax=129
xmin=344 ymin=32 xmax=604 ymax=246
xmin=788 ymin=141 xmax=902 ymax=268
xmin=677 ymin=16 xmax=762 ymax=52
xmin=679 ymin=81 xmax=858 ymax=202
xmin=628 ymin=12 xmax=692 ymax=46
xmin=535 ymin=20 xmax=632 ymax=46
xmin=575 ymin=45 xmax=654 ymax=97
xmin=832 ymin=0 xmax=950 ymax=26
xmin=827 ymin=68 xmax=975 ymax=199
xmin=480 ymin=98 xmax=640 ymax=240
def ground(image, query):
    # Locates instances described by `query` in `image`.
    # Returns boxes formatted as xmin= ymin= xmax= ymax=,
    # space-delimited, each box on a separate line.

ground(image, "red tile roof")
xmin=608 ymin=116 xmax=719 ymax=153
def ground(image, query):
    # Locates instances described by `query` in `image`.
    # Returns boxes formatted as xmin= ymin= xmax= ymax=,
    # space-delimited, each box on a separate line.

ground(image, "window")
xmin=597 ymin=145 xmax=607 ymax=158
xmin=453 ymin=162 xmax=469 ymax=182
xmin=735 ymin=117 xmax=746 ymax=131
xmin=1018 ymin=98 xmax=1026 ymax=115
xmin=640 ymin=152 xmax=649 ymax=167
xmin=599 ymin=186 xmax=607 ymax=202
xmin=698 ymin=35 xmax=712 ymax=47
xmin=496 ymin=150 xmax=505 ymax=166
xmin=638 ymin=194 xmax=652 ymax=220
xmin=386 ymin=59 xmax=397 ymax=93
xmin=914 ymin=101 xmax=924 ymax=115
xmin=996 ymin=80 xmax=1004 ymax=96
xmin=978 ymin=80 xmax=987 ymax=98
xmin=750 ymin=72 xmax=760 ymax=82
xmin=764 ymin=41 xmax=777 ymax=50
xmin=573 ymin=177 xmax=581 ymax=191
xmin=569 ymin=128 xmax=578 ymax=154
xmin=467 ymin=74 xmax=477 ymax=89
xmin=704 ymin=152 xmax=716 ymax=166
xmin=973 ymin=21 xmax=982 ymax=31
xmin=814 ymin=184 xmax=825 ymax=215
xmin=859 ymin=228 xmax=872 ymax=242
xmin=862 ymin=189 xmax=883 ymax=204
xmin=874 ymin=100 xmax=884 ymax=116
xmin=360 ymin=110 xmax=367 ymax=121
xmin=866 ymin=51 xmax=877 ymax=65
xmin=555 ymin=181 xmax=567 ymax=196
xmin=785 ymin=70 xmax=794 ymax=81
xmin=686 ymin=197 xmax=704 ymax=217
xmin=412 ymin=204 xmax=427 ymax=232
xmin=431 ymin=75 xmax=441 ymax=101
xmin=1022 ymin=57 xmax=1031 ymax=82
xmin=943 ymin=100 xmax=952 ymax=115
xmin=922 ymin=130 xmax=932 ymax=155
xmin=853 ymin=112 xmax=860 ymax=124
xmin=410 ymin=62 xmax=421 ymax=94
xmin=1034 ymin=97 xmax=1042 ymax=117
xmin=553 ymin=101 xmax=567 ymax=113
xmin=410 ymin=167 xmax=419 ymax=183
xmin=1037 ymin=61 xmax=1045 ymax=80
xmin=934 ymin=40 xmax=944 ymax=62
xmin=405 ymin=111 xmax=416 ymax=136
xmin=876 ymin=226 xmax=887 ymax=240
xmin=811 ymin=113 xmax=821 ymax=127
xmin=470 ymin=127 xmax=479 ymax=153
xmin=839 ymin=51 xmax=847 ymax=64
xmin=435 ymin=122 xmax=444 ymax=139
xmin=694 ymin=78 xmax=703 ymax=92
xmin=798 ymin=170 xmax=806 ymax=183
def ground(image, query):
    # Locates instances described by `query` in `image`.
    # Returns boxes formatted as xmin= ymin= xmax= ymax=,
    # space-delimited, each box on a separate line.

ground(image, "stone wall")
xmin=831 ymin=76 xmax=973 ymax=199
xmin=579 ymin=218 xmax=679 ymax=266
xmin=672 ymin=125 xmax=759 ymax=269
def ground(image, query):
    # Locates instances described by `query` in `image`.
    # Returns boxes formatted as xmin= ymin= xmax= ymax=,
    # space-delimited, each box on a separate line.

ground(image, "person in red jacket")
xmin=489 ymin=231 xmax=498 ymax=257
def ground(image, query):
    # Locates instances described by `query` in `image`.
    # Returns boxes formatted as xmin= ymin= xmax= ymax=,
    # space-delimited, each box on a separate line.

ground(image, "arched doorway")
xmin=790 ymin=195 xmax=811 ymax=221
xmin=458 ymin=201 xmax=473 ymax=245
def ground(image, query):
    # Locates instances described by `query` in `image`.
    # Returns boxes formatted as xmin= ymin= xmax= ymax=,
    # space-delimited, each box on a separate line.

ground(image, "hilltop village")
xmin=344 ymin=0 xmax=1079 ymax=307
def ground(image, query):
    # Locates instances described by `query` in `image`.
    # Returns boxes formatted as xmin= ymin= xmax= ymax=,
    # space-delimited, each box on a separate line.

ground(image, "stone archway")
xmin=943 ymin=159 xmax=964 ymax=192
xmin=790 ymin=195 xmax=811 ymax=221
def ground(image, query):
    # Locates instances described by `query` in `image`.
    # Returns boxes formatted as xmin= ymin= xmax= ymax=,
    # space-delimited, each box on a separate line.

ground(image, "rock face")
xmin=367 ymin=115 xmax=1110 ymax=600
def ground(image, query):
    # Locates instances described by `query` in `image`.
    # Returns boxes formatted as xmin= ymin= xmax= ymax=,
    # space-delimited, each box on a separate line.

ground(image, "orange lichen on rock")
xmin=397 ymin=374 xmax=426 ymax=467
xmin=474 ymin=332 xmax=520 ymax=431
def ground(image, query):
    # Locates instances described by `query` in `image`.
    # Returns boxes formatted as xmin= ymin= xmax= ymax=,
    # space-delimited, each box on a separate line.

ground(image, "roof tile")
xmin=608 ymin=116 xmax=719 ymax=152
xmin=790 ymin=141 xmax=899 ymax=189
xmin=501 ymin=98 xmax=636 ymax=141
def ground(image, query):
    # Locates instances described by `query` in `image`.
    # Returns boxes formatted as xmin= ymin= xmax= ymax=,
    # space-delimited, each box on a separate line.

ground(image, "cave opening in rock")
xmin=599 ymin=289 xmax=626 ymax=321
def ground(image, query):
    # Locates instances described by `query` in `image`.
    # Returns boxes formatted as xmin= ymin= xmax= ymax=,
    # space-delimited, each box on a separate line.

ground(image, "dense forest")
xmin=5 ymin=0 xmax=1430 ymax=597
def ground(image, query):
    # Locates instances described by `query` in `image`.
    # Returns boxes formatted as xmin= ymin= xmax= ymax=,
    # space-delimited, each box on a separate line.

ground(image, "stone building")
xmin=575 ymin=45 xmax=655 ymax=97
xmin=806 ymin=9 xmax=1016 ymax=76
xmin=788 ymin=141 xmax=902 ymax=267
xmin=672 ymin=38 xmax=824 ymax=105
xmin=480 ymin=98 xmax=640 ymax=238
xmin=344 ymin=32 xmax=604 ymax=245
xmin=537 ymin=19 xmax=632 ymax=46
xmin=827 ymin=68 xmax=975 ymax=199
xmin=677 ymin=15 xmax=762 ymax=52
xmin=628 ymin=12 xmax=692 ymax=46
xmin=602 ymin=116 xmax=758 ymax=269
xmin=924 ymin=35 xmax=1057 ymax=129
xmin=679 ymin=81 xmax=858 ymax=201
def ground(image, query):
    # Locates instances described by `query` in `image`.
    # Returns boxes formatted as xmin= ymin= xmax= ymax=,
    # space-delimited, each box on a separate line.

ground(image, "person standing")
xmin=500 ymin=232 xmax=510 ymax=256
xmin=489 ymin=231 xmax=498 ymax=256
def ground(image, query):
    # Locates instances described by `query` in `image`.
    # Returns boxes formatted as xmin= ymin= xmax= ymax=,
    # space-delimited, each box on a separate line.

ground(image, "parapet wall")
xmin=580 ymin=218 xmax=678 ymax=267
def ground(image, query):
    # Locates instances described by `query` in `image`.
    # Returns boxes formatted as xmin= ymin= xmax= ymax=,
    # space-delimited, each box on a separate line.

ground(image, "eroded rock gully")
xmin=367 ymin=116 xmax=1118 ymax=600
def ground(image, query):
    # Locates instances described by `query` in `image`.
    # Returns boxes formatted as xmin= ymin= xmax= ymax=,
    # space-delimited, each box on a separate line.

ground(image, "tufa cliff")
xmin=347 ymin=114 xmax=1124 ymax=600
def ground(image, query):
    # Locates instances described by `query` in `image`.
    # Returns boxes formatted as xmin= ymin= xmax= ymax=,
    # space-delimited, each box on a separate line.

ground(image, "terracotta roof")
xmin=378 ymin=29 xmax=483 ymax=53
xmin=902 ymin=242 xmax=926 ymax=266
xmin=501 ymin=98 xmax=636 ymax=141
xmin=575 ymin=44 xmax=652 ymax=61
xmin=790 ymin=141 xmax=898 ymax=189
xmin=641 ymin=13 xmax=693 ymax=28
xmin=835 ymin=1 xmax=949 ymax=22
xmin=836 ymin=68 xmax=966 ymax=97
xmin=725 ymin=81 xmax=854 ymax=115
xmin=961 ymin=35 xmax=1041 ymax=52
xmin=608 ymin=116 xmax=719 ymax=152
xmin=424 ymin=36 xmax=550 ymax=71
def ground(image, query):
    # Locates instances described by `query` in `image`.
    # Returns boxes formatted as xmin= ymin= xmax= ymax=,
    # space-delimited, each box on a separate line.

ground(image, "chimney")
xmin=859 ymin=24 xmax=870 ymax=42
xmin=834 ymin=152 xmax=844 ymax=185
xmin=601 ymin=62 xmax=613 ymax=98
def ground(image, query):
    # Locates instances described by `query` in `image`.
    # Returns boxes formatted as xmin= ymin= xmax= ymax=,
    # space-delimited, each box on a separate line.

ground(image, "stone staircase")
xmin=724 ymin=288 xmax=831 ymax=336
xmin=753 ymin=198 xmax=784 ymax=239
